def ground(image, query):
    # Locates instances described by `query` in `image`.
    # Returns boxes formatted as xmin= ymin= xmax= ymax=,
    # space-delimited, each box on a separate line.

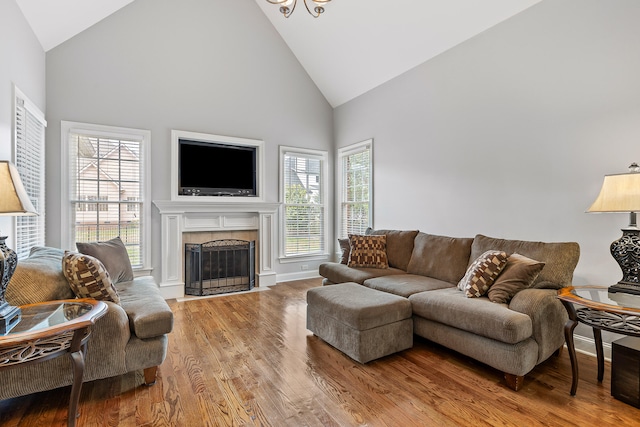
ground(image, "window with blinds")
xmin=63 ymin=123 xmax=150 ymax=269
xmin=280 ymin=147 xmax=328 ymax=258
xmin=14 ymin=88 xmax=46 ymax=259
xmin=338 ymin=140 xmax=372 ymax=238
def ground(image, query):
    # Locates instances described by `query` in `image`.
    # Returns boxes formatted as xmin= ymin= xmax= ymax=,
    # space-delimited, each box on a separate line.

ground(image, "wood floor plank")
xmin=2 ymin=278 xmax=640 ymax=426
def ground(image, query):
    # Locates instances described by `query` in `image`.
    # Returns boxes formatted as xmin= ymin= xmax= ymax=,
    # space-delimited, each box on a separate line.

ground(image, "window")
xmin=13 ymin=86 xmax=46 ymax=260
xmin=279 ymin=146 xmax=329 ymax=259
xmin=61 ymin=122 xmax=151 ymax=270
xmin=338 ymin=139 xmax=372 ymax=239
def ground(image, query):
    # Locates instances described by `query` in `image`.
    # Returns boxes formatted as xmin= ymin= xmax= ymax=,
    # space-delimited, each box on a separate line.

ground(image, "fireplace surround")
xmin=153 ymin=200 xmax=279 ymax=299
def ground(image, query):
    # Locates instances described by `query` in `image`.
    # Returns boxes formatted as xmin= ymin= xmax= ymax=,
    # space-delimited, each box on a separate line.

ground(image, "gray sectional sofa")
xmin=319 ymin=230 xmax=580 ymax=391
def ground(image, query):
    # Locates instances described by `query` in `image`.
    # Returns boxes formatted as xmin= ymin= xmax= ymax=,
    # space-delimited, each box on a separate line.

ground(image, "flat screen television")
xmin=178 ymin=139 xmax=257 ymax=196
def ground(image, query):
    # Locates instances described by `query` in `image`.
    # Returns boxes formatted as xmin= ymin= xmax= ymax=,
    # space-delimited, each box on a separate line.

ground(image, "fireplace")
xmin=185 ymin=239 xmax=255 ymax=296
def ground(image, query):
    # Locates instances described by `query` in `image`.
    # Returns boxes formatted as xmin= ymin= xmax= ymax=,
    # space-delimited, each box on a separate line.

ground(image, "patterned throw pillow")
xmin=347 ymin=234 xmax=389 ymax=269
xmin=458 ymin=250 xmax=508 ymax=297
xmin=62 ymin=251 xmax=120 ymax=304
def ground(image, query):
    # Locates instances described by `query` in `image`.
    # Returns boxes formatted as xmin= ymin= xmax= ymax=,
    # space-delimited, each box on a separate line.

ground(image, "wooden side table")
xmin=0 ymin=299 xmax=107 ymax=427
xmin=558 ymin=286 xmax=640 ymax=396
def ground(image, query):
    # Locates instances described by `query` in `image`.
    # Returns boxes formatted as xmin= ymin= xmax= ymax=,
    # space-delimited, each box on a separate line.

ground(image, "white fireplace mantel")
xmin=153 ymin=200 xmax=280 ymax=299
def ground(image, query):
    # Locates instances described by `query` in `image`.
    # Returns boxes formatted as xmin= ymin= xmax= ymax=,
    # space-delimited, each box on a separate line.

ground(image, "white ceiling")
xmin=16 ymin=0 xmax=541 ymax=107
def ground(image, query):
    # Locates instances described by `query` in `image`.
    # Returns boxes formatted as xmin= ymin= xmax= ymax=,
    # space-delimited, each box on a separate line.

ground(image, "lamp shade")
xmin=0 ymin=160 xmax=37 ymax=216
xmin=587 ymin=172 xmax=640 ymax=213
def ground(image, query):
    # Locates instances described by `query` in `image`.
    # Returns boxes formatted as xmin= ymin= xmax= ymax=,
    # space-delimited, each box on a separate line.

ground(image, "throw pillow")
xmin=347 ymin=234 xmax=389 ymax=269
xmin=338 ymin=238 xmax=351 ymax=264
xmin=63 ymin=251 xmax=120 ymax=304
xmin=458 ymin=250 xmax=508 ymax=297
xmin=487 ymin=253 xmax=546 ymax=304
xmin=76 ymin=236 xmax=134 ymax=284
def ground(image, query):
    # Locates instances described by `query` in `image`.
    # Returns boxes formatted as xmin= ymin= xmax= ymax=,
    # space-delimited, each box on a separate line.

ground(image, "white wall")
xmin=45 ymin=0 xmax=333 ymax=280
xmin=334 ymin=0 xmax=640 ymax=289
xmin=0 ymin=0 xmax=45 ymax=246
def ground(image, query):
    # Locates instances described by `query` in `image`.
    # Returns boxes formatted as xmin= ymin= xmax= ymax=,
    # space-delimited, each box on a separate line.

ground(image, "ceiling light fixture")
xmin=266 ymin=0 xmax=332 ymax=18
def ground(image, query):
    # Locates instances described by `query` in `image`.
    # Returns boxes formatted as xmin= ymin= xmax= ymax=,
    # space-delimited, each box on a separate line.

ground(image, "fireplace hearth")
xmin=185 ymin=239 xmax=255 ymax=296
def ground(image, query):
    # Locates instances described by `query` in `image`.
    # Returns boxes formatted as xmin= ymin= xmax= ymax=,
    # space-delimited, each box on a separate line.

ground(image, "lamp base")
xmin=608 ymin=282 xmax=640 ymax=295
xmin=0 ymin=301 xmax=21 ymax=335
xmin=610 ymin=226 xmax=640 ymax=292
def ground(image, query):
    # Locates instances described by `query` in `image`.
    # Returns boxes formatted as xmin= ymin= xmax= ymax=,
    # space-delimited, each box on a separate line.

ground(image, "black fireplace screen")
xmin=185 ymin=239 xmax=255 ymax=296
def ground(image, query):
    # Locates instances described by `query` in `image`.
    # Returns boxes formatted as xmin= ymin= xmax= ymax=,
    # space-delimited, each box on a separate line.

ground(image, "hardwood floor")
xmin=1 ymin=278 xmax=639 ymax=426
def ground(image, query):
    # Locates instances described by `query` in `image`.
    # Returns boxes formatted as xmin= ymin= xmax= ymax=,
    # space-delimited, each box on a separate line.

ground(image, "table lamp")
xmin=0 ymin=160 xmax=37 ymax=334
xmin=587 ymin=163 xmax=640 ymax=294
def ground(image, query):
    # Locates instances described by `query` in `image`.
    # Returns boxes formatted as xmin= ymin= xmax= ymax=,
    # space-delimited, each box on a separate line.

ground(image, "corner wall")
xmin=334 ymin=0 xmax=640 ymax=288
xmin=0 ymin=0 xmax=45 ymax=246
xmin=45 ymin=0 xmax=333 ymax=281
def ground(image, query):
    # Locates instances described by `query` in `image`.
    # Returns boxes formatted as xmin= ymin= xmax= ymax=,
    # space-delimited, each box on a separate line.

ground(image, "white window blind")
xmin=280 ymin=147 xmax=328 ymax=258
xmin=14 ymin=89 xmax=46 ymax=259
xmin=66 ymin=128 xmax=147 ymax=267
xmin=339 ymin=140 xmax=372 ymax=238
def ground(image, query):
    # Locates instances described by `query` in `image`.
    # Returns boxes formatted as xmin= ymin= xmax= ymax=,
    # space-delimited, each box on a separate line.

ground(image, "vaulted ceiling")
xmin=15 ymin=0 xmax=541 ymax=107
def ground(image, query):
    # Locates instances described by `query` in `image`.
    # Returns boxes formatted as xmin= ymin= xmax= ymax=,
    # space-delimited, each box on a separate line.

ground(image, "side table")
xmin=557 ymin=285 xmax=640 ymax=396
xmin=0 ymin=299 xmax=107 ymax=427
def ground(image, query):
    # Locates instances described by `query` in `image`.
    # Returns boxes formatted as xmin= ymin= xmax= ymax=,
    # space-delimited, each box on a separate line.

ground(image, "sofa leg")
xmin=554 ymin=346 xmax=563 ymax=357
xmin=504 ymin=373 xmax=524 ymax=391
xmin=143 ymin=366 xmax=158 ymax=386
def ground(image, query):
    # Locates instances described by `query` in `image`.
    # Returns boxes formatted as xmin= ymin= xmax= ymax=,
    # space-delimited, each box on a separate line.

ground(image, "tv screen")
xmin=178 ymin=139 xmax=257 ymax=196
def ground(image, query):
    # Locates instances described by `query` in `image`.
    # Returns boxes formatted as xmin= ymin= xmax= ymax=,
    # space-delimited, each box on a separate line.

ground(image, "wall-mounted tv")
xmin=178 ymin=139 xmax=257 ymax=197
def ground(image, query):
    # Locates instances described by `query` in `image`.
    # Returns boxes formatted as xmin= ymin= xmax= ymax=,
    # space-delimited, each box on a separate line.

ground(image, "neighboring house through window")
xmin=61 ymin=122 xmax=151 ymax=270
xmin=279 ymin=146 xmax=329 ymax=259
xmin=338 ymin=139 xmax=372 ymax=239
xmin=13 ymin=86 xmax=46 ymax=259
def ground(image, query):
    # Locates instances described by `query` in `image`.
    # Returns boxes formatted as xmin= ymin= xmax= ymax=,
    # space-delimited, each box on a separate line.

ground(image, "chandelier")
xmin=266 ymin=0 xmax=332 ymax=18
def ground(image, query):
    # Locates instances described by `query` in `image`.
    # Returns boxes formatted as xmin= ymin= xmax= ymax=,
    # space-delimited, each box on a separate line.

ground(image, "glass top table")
xmin=557 ymin=285 xmax=640 ymax=396
xmin=0 ymin=299 xmax=107 ymax=427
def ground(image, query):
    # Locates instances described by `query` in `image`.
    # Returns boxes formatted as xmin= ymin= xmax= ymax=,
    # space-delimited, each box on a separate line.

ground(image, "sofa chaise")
xmin=318 ymin=230 xmax=580 ymax=391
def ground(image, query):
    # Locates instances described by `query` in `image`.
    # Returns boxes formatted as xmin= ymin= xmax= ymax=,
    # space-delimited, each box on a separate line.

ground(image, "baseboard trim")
xmin=276 ymin=271 xmax=320 ymax=283
xmin=572 ymin=334 xmax=612 ymax=361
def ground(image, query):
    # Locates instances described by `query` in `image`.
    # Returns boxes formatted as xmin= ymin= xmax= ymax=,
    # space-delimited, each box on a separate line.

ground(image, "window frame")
xmin=278 ymin=145 xmax=330 ymax=262
xmin=337 ymin=139 xmax=373 ymax=240
xmin=13 ymin=85 xmax=47 ymax=260
xmin=61 ymin=121 xmax=151 ymax=272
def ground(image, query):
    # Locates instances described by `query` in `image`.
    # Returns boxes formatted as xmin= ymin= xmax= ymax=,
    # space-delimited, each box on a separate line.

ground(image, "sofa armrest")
xmin=84 ymin=300 xmax=131 ymax=380
xmin=116 ymin=276 xmax=174 ymax=339
xmin=508 ymin=288 xmax=568 ymax=363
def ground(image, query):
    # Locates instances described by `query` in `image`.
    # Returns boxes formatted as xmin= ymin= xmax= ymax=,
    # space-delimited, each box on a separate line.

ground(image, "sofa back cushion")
xmin=470 ymin=234 xmax=580 ymax=287
xmin=6 ymin=246 xmax=74 ymax=306
xmin=366 ymin=228 xmax=419 ymax=271
xmin=406 ymin=233 xmax=474 ymax=284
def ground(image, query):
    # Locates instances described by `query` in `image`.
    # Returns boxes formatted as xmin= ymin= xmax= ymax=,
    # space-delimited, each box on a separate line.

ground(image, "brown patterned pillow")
xmin=347 ymin=234 xmax=389 ymax=269
xmin=458 ymin=250 xmax=508 ymax=297
xmin=62 ymin=251 xmax=120 ymax=304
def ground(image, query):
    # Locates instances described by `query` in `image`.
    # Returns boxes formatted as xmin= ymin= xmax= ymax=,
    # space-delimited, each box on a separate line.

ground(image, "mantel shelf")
xmin=153 ymin=200 xmax=280 ymax=214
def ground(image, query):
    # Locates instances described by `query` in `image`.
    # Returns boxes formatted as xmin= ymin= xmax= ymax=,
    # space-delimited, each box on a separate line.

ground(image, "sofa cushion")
xmin=116 ymin=276 xmax=174 ymax=339
xmin=348 ymin=234 xmax=389 ymax=269
xmin=63 ymin=251 xmax=120 ymax=304
xmin=364 ymin=274 xmax=454 ymax=298
xmin=409 ymin=288 xmax=533 ymax=344
xmin=487 ymin=254 xmax=545 ymax=304
xmin=406 ymin=233 xmax=474 ymax=284
xmin=470 ymin=234 xmax=579 ymax=287
xmin=458 ymin=250 xmax=508 ymax=297
xmin=76 ymin=237 xmax=134 ymax=284
xmin=319 ymin=262 xmax=405 ymax=285
xmin=338 ymin=238 xmax=350 ymax=264
xmin=366 ymin=228 xmax=419 ymax=271
xmin=6 ymin=246 xmax=74 ymax=306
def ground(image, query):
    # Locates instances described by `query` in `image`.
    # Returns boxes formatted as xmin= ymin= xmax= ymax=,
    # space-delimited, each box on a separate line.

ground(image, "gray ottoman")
xmin=307 ymin=282 xmax=413 ymax=363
